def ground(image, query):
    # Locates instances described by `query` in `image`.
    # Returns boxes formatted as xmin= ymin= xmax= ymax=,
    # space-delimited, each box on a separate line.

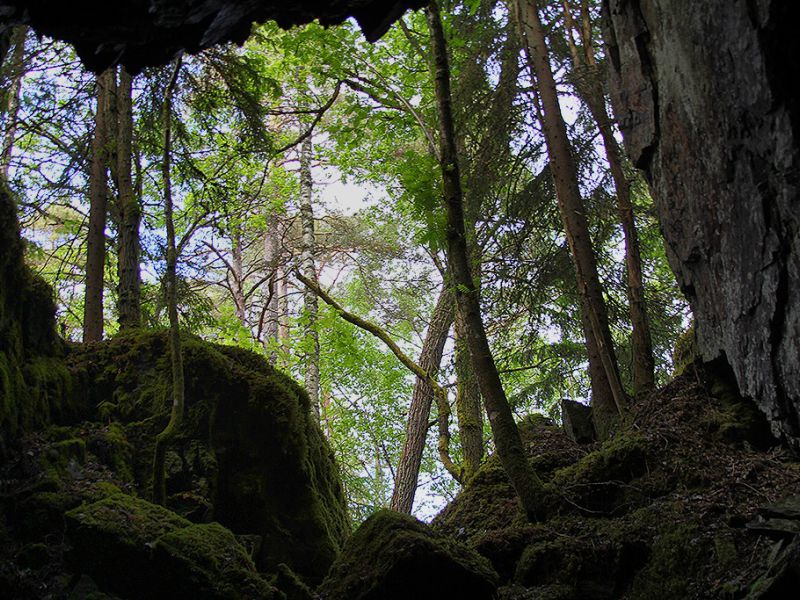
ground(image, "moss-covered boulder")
xmin=65 ymin=493 xmax=192 ymax=596
xmin=0 ymin=183 xmax=68 ymax=450
xmin=153 ymin=523 xmax=278 ymax=599
xmin=66 ymin=331 xmax=349 ymax=583
xmin=65 ymin=493 xmax=280 ymax=599
xmin=319 ymin=510 xmax=498 ymax=600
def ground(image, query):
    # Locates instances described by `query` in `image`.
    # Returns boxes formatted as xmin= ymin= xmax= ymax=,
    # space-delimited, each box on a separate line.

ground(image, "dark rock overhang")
xmin=0 ymin=0 xmax=427 ymax=72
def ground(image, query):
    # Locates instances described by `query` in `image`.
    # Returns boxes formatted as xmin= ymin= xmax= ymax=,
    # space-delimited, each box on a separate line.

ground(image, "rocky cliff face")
xmin=0 ymin=0 xmax=426 ymax=71
xmin=603 ymin=0 xmax=800 ymax=447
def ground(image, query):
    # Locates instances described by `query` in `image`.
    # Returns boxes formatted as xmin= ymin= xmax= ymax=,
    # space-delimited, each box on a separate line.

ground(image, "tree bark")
xmin=514 ymin=0 xmax=626 ymax=437
xmin=83 ymin=69 xmax=113 ymax=343
xmin=454 ymin=310 xmax=483 ymax=480
xmin=426 ymin=1 xmax=545 ymax=521
xmin=263 ymin=212 xmax=281 ymax=363
xmin=0 ymin=25 xmax=27 ymax=179
xmin=299 ymin=135 xmax=321 ymax=418
xmin=115 ymin=65 xmax=142 ymax=331
xmin=391 ymin=286 xmax=454 ymax=514
xmin=152 ymin=57 xmax=184 ymax=505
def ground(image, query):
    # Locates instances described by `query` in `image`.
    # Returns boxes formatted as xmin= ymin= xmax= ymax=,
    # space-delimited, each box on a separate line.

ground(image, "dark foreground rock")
xmin=434 ymin=366 xmax=800 ymax=599
xmin=319 ymin=510 xmax=498 ymax=600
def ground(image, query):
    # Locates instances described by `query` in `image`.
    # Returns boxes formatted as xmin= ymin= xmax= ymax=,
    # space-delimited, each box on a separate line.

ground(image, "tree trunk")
xmin=0 ymin=25 xmax=27 ymax=179
xmin=152 ymin=57 xmax=184 ymax=505
xmin=454 ymin=310 xmax=483 ymax=480
xmin=263 ymin=212 xmax=281 ymax=363
xmin=83 ymin=69 xmax=113 ymax=343
xmin=560 ymin=0 xmax=654 ymax=396
xmin=391 ymin=286 xmax=454 ymax=514
xmin=514 ymin=0 xmax=626 ymax=437
xmin=426 ymin=1 xmax=545 ymax=521
xmin=230 ymin=228 xmax=247 ymax=324
xmin=115 ymin=66 xmax=142 ymax=331
xmin=299 ymin=135 xmax=321 ymax=418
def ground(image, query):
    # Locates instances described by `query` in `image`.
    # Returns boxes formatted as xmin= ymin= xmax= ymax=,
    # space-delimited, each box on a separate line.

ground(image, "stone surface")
xmin=0 ymin=0 xmax=426 ymax=72
xmin=603 ymin=0 xmax=800 ymax=448
xmin=67 ymin=331 xmax=350 ymax=584
xmin=318 ymin=509 xmax=498 ymax=600
xmin=65 ymin=493 xmax=280 ymax=599
xmin=560 ymin=398 xmax=596 ymax=444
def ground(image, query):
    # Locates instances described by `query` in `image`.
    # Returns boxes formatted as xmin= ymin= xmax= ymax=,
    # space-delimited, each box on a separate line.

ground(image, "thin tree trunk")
xmin=115 ymin=66 xmax=142 ymax=330
xmin=391 ymin=286 xmax=454 ymax=514
xmin=263 ymin=213 xmax=281 ymax=363
xmin=426 ymin=1 xmax=545 ymax=521
xmin=230 ymin=228 xmax=247 ymax=324
xmin=454 ymin=310 xmax=483 ymax=479
xmin=277 ymin=264 xmax=290 ymax=369
xmin=0 ymin=25 xmax=27 ymax=179
xmin=297 ymin=272 xmax=463 ymax=481
xmin=560 ymin=0 xmax=654 ymax=395
xmin=83 ymin=69 xmax=113 ymax=343
xmin=299 ymin=135 xmax=321 ymax=418
xmin=152 ymin=57 xmax=184 ymax=505
xmin=514 ymin=0 xmax=626 ymax=438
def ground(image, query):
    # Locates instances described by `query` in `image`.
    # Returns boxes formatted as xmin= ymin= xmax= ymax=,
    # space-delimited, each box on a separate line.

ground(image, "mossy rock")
xmin=552 ymin=432 xmax=648 ymax=515
xmin=0 ymin=182 xmax=65 ymax=447
xmin=152 ymin=522 xmax=279 ymax=599
xmin=319 ymin=509 xmax=498 ymax=600
xmin=627 ymin=522 xmax=707 ymax=599
xmin=514 ymin=533 xmax=648 ymax=600
xmin=66 ymin=330 xmax=349 ymax=583
xmin=65 ymin=492 xmax=280 ymax=599
xmin=65 ymin=493 xmax=191 ymax=597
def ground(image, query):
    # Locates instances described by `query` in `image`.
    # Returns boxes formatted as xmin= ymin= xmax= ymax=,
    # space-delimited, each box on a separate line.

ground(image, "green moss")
xmin=65 ymin=330 xmax=349 ymax=583
xmin=270 ymin=563 xmax=315 ymax=600
xmin=672 ymin=322 xmax=698 ymax=377
xmin=319 ymin=510 xmax=498 ymax=600
xmin=554 ymin=432 xmax=647 ymax=487
xmin=65 ymin=493 xmax=191 ymax=596
xmin=628 ymin=522 xmax=706 ymax=599
xmin=87 ymin=422 xmax=135 ymax=483
xmin=153 ymin=522 xmax=279 ymax=599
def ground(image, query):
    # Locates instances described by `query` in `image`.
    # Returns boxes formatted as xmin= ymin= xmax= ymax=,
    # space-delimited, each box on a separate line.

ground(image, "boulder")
xmin=560 ymin=399 xmax=596 ymax=444
xmin=65 ymin=493 xmax=280 ymax=599
xmin=67 ymin=331 xmax=350 ymax=584
xmin=319 ymin=510 xmax=498 ymax=600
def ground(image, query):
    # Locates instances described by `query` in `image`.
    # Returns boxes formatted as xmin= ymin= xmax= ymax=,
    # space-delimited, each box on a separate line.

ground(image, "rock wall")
xmin=603 ymin=0 xmax=800 ymax=446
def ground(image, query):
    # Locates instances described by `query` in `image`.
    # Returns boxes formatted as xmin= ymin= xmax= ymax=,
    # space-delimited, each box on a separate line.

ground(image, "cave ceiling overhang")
xmin=0 ymin=0 xmax=427 ymax=72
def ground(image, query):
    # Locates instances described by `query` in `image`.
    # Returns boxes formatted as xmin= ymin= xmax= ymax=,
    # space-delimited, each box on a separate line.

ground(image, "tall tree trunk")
xmin=391 ymin=286 xmax=454 ymax=514
xmin=83 ymin=69 xmax=113 ymax=343
xmin=277 ymin=264 xmax=290 ymax=369
xmin=230 ymin=228 xmax=247 ymax=324
xmin=115 ymin=66 xmax=142 ymax=331
xmin=0 ymin=25 xmax=26 ymax=179
xmin=299 ymin=135 xmax=321 ymax=418
xmin=514 ymin=0 xmax=626 ymax=438
xmin=263 ymin=213 xmax=281 ymax=363
xmin=426 ymin=1 xmax=545 ymax=521
xmin=152 ymin=57 xmax=184 ymax=505
xmin=454 ymin=310 xmax=483 ymax=479
xmin=561 ymin=0 xmax=654 ymax=396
